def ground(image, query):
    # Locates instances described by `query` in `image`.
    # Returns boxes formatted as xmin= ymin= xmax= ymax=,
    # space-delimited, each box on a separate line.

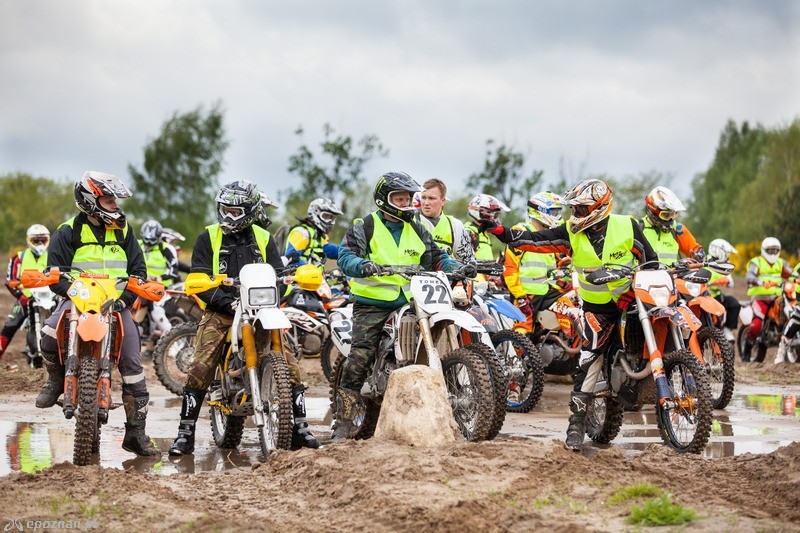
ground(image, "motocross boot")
xmin=331 ymin=387 xmax=360 ymax=442
xmin=741 ymin=338 xmax=754 ymax=363
xmin=0 ymin=335 xmax=9 ymax=360
xmin=565 ymin=391 xmax=592 ymax=451
xmin=122 ymin=394 xmax=159 ymax=456
xmin=168 ymin=387 xmax=206 ymax=456
xmin=774 ymin=336 xmax=789 ymax=365
xmin=35 ymin=351 xmax=64 ymax=408
xmin=291 ymin=385 xmax=321 ymax=449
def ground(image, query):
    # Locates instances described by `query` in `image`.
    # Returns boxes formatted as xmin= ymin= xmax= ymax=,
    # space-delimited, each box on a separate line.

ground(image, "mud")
xmin=2 ymin=288 xmax=800 ymax=531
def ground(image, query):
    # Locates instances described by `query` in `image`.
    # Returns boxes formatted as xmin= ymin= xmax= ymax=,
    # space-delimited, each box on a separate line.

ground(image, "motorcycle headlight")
xmin=684 ymin=282 xmax=702 ymax=297
xmin=248 ymin=287 xmax=277 ymax=307
xmin=649 ymin=287 xmax=672 ymax=308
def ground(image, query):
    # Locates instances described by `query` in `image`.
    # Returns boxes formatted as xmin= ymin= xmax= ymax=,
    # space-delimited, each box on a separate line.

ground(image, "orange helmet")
xmin=563 ymin=179 xmax=613 ymax=233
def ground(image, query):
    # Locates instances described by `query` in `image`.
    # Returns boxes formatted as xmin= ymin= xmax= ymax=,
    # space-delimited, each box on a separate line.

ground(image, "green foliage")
xmin=281 ymin=123 xmax=389 ymax=244
xmin=0 ymin=173 xmax=74 ymax=254
xmin=126 ymin=102 xmax=229 ymax=248
xmin=603 ymin=171 xmax=673 ymax=218
xmin=465 ymin=140 xmax=544 ymax=210
xmin=626 ymin=493 xmax=697 ymax=526
xmin=606 ymin=483 xmax=664 ymax=505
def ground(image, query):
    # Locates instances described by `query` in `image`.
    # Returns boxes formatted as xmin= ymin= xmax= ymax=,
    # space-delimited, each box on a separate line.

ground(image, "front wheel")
xmin=464 ymin=342 xmax=507 ymax=440
xmin=440 ymin=347 xmax=495 ymax=442
xmin=74 ymin=356 xmax=99 ymax=466
xmin=736 ymin=325 xmax=750 ymax=362
xmin=696 ymin=326 xmax=735 ymax=409
xmin=320 ymin=338 xmax=339 ymax=383
xmin=490 ymin=330 xmax=544 ymax=413
xmin=257 ymin=350 xmax=293 ymax=458
xmin=153 ymin=322 xmax=197 ymax=396
xmin=656 ymin=349 xmax=713 ymax=454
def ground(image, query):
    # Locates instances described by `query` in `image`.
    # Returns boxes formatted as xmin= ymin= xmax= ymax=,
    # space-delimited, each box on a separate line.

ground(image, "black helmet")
xmin=74 ymin=171 xmax=132 ymax=230
xmin=140 ymin=220 xmax=163 ymax=245
xmin=373 ymin=172 xmax=422 ymax=222
xmin=215 ymin=180 xmax=263 ymax=234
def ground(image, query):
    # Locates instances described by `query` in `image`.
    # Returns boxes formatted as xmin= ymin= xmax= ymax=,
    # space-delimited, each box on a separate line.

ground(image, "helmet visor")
xmin=571 ymin=204 xmax=590 ymax=218
xmin=219 ymin=204 xmax=246 ymax=220
xmin=764 ymin=247 xmax=781 ymax=256
xmin=479 ymin=207 xmax=500 ymax=221
xmin=658 ymin=209 xmax=678 ymax=221
xmin=319 ymin=211 xmax=337 ymax=224
xmin=29 ymin=237 xmax=49 ymax=246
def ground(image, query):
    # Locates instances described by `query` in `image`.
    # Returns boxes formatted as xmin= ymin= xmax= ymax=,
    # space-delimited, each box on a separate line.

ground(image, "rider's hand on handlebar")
xmin=761 ymin=280 xmax=778 ymax=289
xmin=18 ymin=295 xmax=29 ymax=308
xmin=112 ymin=300 xmax=127 ymax=312
xmin=459 ymin=264 xmax=478 ymax=279
xmin=616 ymin=290 xmax=635 ymax=311
xmin=515 ymin=295 xmax=533 ymax=317
xmin=360 ymin=261 xmax=381 ymax=277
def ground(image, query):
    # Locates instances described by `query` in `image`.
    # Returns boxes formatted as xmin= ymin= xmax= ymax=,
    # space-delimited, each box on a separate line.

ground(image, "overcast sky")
xmin=1 ymin=0 xmax=798 ymax=209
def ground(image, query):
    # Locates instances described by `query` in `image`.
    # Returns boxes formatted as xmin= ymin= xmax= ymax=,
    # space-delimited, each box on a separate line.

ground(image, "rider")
xmin=503 ymin=192 xmax=567 ymax=332
xmin=36 ymin=171 xmax=158 ymax=456
xmin=742 ymin=237 xmax=792 ymax=362
xmin=775 ymin=259 xmax=800 ymax=364
xmin=477 ymin=178 xmax=657 ymax=450
xmin=639 ymin=186 xmax=705 ymax=264
xmin=160 ymin=227 xmax=191 ymax=274
xmin=139 ymin=220 xmax=180 ymax=343
xmin=464 ymin=194 xmax=510 ymax=261
xmin=334 ymin=172 xmax=469 ymax=439
xmin=0 ymin=225 xmax=50 ymax=361
xmin=706 ymin=239 xmax=742 ymax=344
xmin=284 ymin=198 xmax=344 ymax=268
xmin=416 ymin=178 xmax=476 ymax=264
xmin=169 ymin=180 xmax=320 ymax=456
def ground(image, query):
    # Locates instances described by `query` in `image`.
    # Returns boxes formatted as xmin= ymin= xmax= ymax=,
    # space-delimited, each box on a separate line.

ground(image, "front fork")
xmin=417 ymin=314 xmax=442 ymax=373
xmin=242 ymin=321 xmax=265 ymax=428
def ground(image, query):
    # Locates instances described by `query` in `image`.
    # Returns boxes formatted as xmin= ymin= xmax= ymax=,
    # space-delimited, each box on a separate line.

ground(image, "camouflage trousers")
xmin=338 ymin=302 xmax=394 ymax=391
xmin=184 ymin=311 xmax=302 ymax=391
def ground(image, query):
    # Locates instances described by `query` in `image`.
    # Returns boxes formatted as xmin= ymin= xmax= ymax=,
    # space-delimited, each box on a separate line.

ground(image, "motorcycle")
xmin=582 ymin=261 xmax=714 ymax=453
xmin=182 ymin=263 xmax=318 ymax=459
xmin=20 ymin=267 xmax=164 ymax=466
xmin=466 ymin=262 xmax=545 ymax=414
xmin=7 ymin=281 xmax=60 ymax=368
xmin=674 ymin=260 xmax=736 ymax=409
xmin=737 ymin=280 xmax=797 ymax=363
xmin=329 ymin=265 xmax=502 ymax=442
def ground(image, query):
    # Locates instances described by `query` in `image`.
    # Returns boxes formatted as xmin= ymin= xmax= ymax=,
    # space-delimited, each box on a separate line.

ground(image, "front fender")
xmin=429 ymin=309 xmax=493 ymax=347
xmin=650 ymin=306 xmax=701 ymax=332
xmin=687 ymin=295 xmax=725 ymax=317
xmin=254 ymin=307 xmax=292 ymax=330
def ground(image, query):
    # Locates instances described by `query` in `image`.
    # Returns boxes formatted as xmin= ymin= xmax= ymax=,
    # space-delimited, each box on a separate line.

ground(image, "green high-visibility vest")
xmin=515 ymin=222 xmax=555 ymax=296
xmin=465 ymin=221 xmax=494 ymax=260
xmin=286 ymin=222 xmax=325 ymax=266
xmin=640 ymin=217 xmax=679 ymax=264
xmin=349 ymin=212 xmax=426 ymax=302
xmin=568 ymin=214 xmax=635 ymax=304
xmin=17 ymin=249 xmax=48 ymax=297
xmin=61 ymin=216 xmax=129 ymax=278
xmin=747 ymin=256 xmax=786 ymax=297
xmin=708 ymin=271 xmax=726 ymax=298
xmin=206 ymin=224 xmax=271 ymax=277
xmin=138 ymin=240 xmax=173 ymax=287
xmin=430 ymin=216 xmax=455 ymax=255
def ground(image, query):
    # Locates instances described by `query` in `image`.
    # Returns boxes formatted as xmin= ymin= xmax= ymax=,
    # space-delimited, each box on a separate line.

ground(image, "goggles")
xmin=319 ymin=211 xmax=337 ymax=223
xmin=764 ymin=247 xmax=780 ymax=255
xmin=571 ymin=204 xmax=591 ymax=218
xmin=219 ymin=204 xmax=246 ymax=220
xmin=479 ymin=208 xmax=501 ymax=220
xmin=657 ymin=209 xmax=679 ymax=221
xmin=29 ymin=237 xmax=49 ymax=245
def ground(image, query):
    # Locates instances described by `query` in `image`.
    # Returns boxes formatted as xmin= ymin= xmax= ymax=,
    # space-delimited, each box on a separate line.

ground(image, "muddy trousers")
xmin=338 ymin=302 xmax=394 ymax=392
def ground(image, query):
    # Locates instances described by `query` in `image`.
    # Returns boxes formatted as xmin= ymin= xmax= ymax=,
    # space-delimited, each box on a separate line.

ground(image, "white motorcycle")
xmin=329 ymin=265 xmax=504 ymax=442
xmin=22 ymin=286 xmax=60 ymax=368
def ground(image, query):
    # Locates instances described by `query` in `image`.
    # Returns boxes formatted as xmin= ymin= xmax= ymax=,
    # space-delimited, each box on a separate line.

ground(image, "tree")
xmin=0 ymin=173 xmax=73 ymax=254
xmin=604 ymin=171 xmax=673 ymax=218
xmin=280 ymin=123 xmax=389 ymax=242
xmin=465 ymin=140 xmax=544 ymax=211
xmin=126 ymin=102 xmax=229 ymax=246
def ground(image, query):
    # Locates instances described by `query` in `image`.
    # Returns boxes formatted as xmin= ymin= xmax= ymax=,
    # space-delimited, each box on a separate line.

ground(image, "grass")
xmin=607 ymin=483 xmax=664 ymax=505
xmin=626 ymin=493 xmax=697 ymax=526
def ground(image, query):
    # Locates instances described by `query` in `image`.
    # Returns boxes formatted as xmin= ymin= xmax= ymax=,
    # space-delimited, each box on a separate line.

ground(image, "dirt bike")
xmin=20 ymin=267 xmax=164 ymax=466
xmin=182 ymin=263 xmax=320 ymax=459
xmin=329 ymin=265 xmax=503 ymax=441
xmin=7 ymin=281 xmax=60 ymax=368
xmin=582 ymin=261 xmax=714 ymax=454
xmin=673 ymin=260 xmax=736 ymax=409
xmin=466 ymin=261 xmax=545 ymax=414
xmin=737 ymin=280 xmax=797 ymax=363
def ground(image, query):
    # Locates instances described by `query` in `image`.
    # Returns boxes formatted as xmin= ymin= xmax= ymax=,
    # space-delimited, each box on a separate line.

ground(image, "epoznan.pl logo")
xmin=4 ymin=517 xmax=98 ymax=531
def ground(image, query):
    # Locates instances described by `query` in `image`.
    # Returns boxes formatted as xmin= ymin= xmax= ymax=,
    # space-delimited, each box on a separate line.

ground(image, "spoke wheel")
xmin=696 ymin=326 xmax=735 ymax=409
xmin=153 ymin=322 xmax=197 ymax=396
xmin=490 ymin=330 xmax=544 ymax=413
xmin=257 ymin=350 xmax=293 ymax=459
xmin=440 ymin=347 xmax=495 ymax=442
xmin=74 ymin=356 xmax=99 ymax=466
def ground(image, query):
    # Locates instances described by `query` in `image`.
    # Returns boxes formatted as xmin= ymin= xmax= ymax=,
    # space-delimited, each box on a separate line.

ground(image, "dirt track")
xmin=1 ymin=289 xmax=800 ymax=531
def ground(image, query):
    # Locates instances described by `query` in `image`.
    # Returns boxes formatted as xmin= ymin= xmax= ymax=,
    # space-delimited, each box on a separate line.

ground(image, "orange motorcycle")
xmin=21 ymin=268 xmax=164 ymax=466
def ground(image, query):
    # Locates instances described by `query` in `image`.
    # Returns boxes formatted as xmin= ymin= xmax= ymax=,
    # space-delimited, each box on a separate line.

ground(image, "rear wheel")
xmin=656 ymin=349 xmax=713 ymax=454
xmin=696 ymin=326 xmax=735 ymax=409
xmin=153 ymin=322 xmax=197 ymax=396
xmin=440 ymin=347 xmax=495 ymax=442
xmin=330 ymin=353 xmax=381 ymax=440
xmin=490 ymin=330 xmax=544 ymax=413
xmin=74 ymin=356 xmax=99 ymax=466
xmin=320 ymin=338 xmax=339 ymax=383
xmin=257 ymin=350 xmax=293 ymax=458
xmin=736 ymin=325 xmax=750 ymax=362
xmin=586 ymin=360 xmax=624 ymax=444
xmin=209 ymin=370 xmax=245 ymax=449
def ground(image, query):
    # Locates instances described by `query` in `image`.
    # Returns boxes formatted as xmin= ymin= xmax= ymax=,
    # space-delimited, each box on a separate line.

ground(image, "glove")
xmin=555 ymin=279 xmax=572 ymax=291
xmin=616 ymin=290 xmax=635 ymax=311
xmin=18 ymin=295 xmax=29 ymax=308
xmin=360 ymin=261 xmax=381 ymax=277
xmin=475 ymin=219 xmax=497 ymax=233
xmin=516 ymin=296 xmax=533 ymax=317
xmin=459 ymin=264 xmax=478 ymax=279
xmin=112 ymin=300 xmax=127 ymax=312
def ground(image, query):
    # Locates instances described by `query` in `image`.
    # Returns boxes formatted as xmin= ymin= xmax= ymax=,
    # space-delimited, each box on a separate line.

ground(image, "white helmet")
xmin=467 ymin=194 xmax=510 ymax=222
xmin=708 ymin=238 xmax=737 ymax=263
xmin=26 ymin=224 xmax=50 ymax=255
xmin=761 ymin=237 xmax=781 ymax=264
xmin=645 ymin=186 xmax=686 ymax=231
xmin=307 ymin=197 xmax=343 ymax=233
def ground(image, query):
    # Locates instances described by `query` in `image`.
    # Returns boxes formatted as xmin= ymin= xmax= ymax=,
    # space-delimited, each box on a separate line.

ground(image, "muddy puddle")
xmin=2 ymin=385 xmax=798 ymax=476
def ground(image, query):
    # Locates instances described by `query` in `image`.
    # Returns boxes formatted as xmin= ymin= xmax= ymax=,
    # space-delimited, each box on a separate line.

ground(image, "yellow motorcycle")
xmin=21 ymin=267 xmax=164 ymax=466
